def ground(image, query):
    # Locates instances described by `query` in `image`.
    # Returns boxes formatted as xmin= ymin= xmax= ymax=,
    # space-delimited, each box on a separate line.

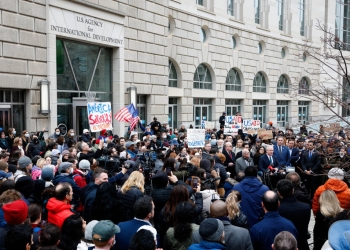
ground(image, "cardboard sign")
xmin=187 ymin=129 xmax=205 ymax=148
xmin=242 ymin=119 xmax=261 ymax=134
xmin=323 ymin=123 xmax=341 ymax=132
xmin=204 ymin=121 xmax=215 ymax=129
xmin=224 ymin=116 xmax=242 ymax=136
xmin=87 ymin=102 xmax=113 ymax=132
xmin=258 ymin=129 xmax=273 ymax=140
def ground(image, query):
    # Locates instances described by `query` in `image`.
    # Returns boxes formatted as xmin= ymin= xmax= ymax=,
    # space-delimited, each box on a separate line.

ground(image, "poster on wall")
xmin=242 ymin=119 xmax=261 ymax=134
xmin=187 ymin=129 xmax=205 ymax=148
xmin=87 ymin=102 xmax=113 ymax=132
xmin=224 ymin=116 xmax=242 ymax=136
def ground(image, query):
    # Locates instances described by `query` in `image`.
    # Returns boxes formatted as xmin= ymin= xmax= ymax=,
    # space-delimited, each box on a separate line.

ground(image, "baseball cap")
xmin=125 ymin=141 xmax=136 ymax=148
xmin=83 ymin=129 xmax=89 ymax=133
xmin=329 ymin=220 xmax=350 ymax=250
xmin=92 ymin=220 xmax=120 ymax=242
xmin=85 ymin=220 xmax=99 ymax=241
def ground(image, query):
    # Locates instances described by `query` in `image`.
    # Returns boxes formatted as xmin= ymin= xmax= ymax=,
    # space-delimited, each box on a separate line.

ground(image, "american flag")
xmin=114 ymin=104 xmax=136 ymax=122
xmin=130 ymin=116 xmax=140 ymax=131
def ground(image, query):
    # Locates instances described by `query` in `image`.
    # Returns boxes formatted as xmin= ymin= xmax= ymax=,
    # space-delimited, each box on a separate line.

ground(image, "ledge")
xmin=229 ymin=17 xmax=245 ymax=25
xmin=256 ymin=26 xmax=270 ymax=32
xmin=280 ymin=33 xmax=293 ymax=38
xmin=70 ymin=0 xmax=126 ymax=16
xmin=197 ymin=7 xmax=216 ymax=16
xmin=171 ymin=0 xmax=182 ymax=3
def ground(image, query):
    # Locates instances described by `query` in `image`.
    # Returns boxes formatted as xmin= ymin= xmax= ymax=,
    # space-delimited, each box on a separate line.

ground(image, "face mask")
xmin=13 ymin=131 xmax=16 ymax=135
xmin=25 ymin=133 xmax=29 ymax=138
xmin=70 ymin=133 xmax=74 ymax=136
xmin=55 ymin=132 xmax=60 ymax=135
xmin=69 ymin=168 xmax=73 ymax=174
xmin=162 ymin=135 xmax=167 ymax=139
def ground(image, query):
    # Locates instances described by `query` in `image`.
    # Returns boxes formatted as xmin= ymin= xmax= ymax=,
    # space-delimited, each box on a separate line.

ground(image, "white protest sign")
xmin=187 ymin=129 xmax=205 ymax=148
xmin=224 ymin=116 xmax=242 ymax=136
xmin=242 ymin=119 xmax=261 ymax=134
xmin=204 ymin=121 xmax=215 ymax=129
xmin=87 ymin=102 xmax=113 ymax=132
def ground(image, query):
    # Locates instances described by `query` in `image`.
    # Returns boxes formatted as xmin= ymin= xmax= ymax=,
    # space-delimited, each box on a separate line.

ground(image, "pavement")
xmin=308 ymin=210 xmax=315 ymax=249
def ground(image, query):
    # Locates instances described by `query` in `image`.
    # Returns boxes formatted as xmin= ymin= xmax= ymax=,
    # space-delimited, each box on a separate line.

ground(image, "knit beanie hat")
xmin=41 ymin=167 xmax=54 ymax=181
xmin=58 ymin=162 xmax=72 ymax=174
xmin=15 ymin=176 xmax=34 ymax=198
xmin=18 ymin=156 xmax=31 ymax=170
xmin=3 ymin=200 xmax=28 ymax=225
xmin=199 ymin=218 xmax=224 ymax=242
xmin=328 ymin=168 xmax=344 ymax=180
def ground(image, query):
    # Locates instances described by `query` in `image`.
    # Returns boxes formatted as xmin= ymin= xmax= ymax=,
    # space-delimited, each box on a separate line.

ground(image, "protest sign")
xmin=204 ymin=121 xmax=215 ymax=129
xmin=224 ymin=116 xmax=242 ymax=136
xmin=187 ymin=129 xmax=205 ymax=148
xmin=242 ymin=119 xmax=261 ymax=134
xmin=258 ymin=129 xmax=273 ymax=140
xmin=87 ymin=102 xmax=113 ymax=132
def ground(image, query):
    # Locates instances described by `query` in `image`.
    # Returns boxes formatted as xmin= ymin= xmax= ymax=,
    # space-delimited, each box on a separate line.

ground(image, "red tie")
xmin=229 ymin=152 xmax=232 ymax=159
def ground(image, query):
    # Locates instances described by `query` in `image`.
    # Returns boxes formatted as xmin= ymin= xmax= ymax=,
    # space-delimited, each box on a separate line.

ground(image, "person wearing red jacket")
xmin=46 ymin=182 xmax=74 ymax=228
xmin=312 ymin=167 xmax=350 ymax=215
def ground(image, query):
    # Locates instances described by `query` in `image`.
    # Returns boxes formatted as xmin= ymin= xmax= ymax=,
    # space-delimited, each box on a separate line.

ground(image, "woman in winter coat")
xmin=164 ymin=201 xmax=200 ymax=250
xmin=226 ymin=191 xmax=249 ymax=229
xmin=117 ymin=171 xmax=144 ymax=221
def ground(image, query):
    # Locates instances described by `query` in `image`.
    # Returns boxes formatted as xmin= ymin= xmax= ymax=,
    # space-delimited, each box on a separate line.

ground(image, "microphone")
xmin=268 ymin=166 xmax=275 ymax=173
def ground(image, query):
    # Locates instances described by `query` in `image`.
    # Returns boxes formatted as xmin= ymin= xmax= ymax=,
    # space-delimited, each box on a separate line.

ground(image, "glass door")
xmin=194 ymin=106 xmax=211 ymax=128
xmin=168 ymin=105 xmax=177 ymax=129
xmin=0 ymin=109 xmax=10 ymax=133
xmin=277 ymin=101 xmax=289 ymax=127
xmin=76 ymin=106 xmax=89 ymax=137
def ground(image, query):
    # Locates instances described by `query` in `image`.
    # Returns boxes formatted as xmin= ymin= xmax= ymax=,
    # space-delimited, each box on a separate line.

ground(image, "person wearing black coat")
xmin=222 ymin=142 xmax=236 ymax=177
xmin=277 ymin=179 xmax=311 ymax=250
xmin=219 ymin=112 xmax=226 ymax=127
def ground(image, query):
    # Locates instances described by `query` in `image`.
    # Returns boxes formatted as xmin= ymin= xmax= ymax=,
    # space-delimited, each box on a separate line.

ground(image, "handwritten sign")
xmin=258 ymin=129 xmax=273 ymax=140
xmin=204 ymin=121 xmax=215 ymax=129
xmin=224 ymin=116 xmax=242 ymax=136
xmin=242 ymin=119 xmax=261 ymax=134
xmin=187 ymin=129 xmax=205 ymax=148
xmin=87 ymin=102 xmax=113 ymax=132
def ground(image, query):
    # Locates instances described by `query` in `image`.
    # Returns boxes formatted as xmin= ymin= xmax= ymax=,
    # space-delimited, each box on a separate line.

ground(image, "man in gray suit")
xmin=192 ymin=200 xmax=253 ymax=250
xmin=235 ymin=149 xmax=254 ymax=174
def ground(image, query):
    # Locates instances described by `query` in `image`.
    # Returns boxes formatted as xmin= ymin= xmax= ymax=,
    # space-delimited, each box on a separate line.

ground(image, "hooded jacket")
xmin=46 ymin=198 xmax=74 ymax=228
xmin=231 ymin=176 xmax=269 ymax=228
xmin=312 ymin=178 xmax=350 ymax=215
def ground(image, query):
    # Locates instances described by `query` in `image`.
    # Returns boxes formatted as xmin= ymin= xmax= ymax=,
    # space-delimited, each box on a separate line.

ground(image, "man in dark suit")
xmin=301 ymin=140 xmax=322 ymax=198
xmin=259 ymin=145 xmax=280 ymax=173
xmin=277 ymin=179 xmax=311 ymax=250
xmin=287 ymin=139 xmax=300 ymax=167
xmin=219 ymin=112 xmax=226 ymax=127
xmin=222 ymin=141 xmax=236 ymax=177
xmin=273 ymin=136 xmax=291 ymax=166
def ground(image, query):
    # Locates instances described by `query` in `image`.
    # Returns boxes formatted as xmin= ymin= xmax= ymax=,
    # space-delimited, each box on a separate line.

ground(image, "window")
xmin=193 ymin=98 xmax=212 ymax=128
xmin=226 ymin=68 xmax=241 ymax=91
xmin=342 ymin=77 xmax=350 ymax=117
xmin=254 ymin=0 xmax=260 ymax=24
xmin=194 ymin=64 xmax=212 ymax=89
xmin=253 ymin=72 xmax=266 ymax=92
xmin=303 ymin=52 xmax=307 ymax=61
xmin=299 ymin=0 xmax=305 ymax=36
xmin=335 ymin=0 xmax=350 ymax=49
xmin=277 ymin=101 xmax=289 ymax=127
xmin=225 ymin=99 xmax=241 ymax=116
xmin=258 ymin=42 xmax=262 ymax=54
xmin=231 ymin=36 xmax=236 ymax=49
xmin=199 ymin=28 xmax=206 ymax=42
xmin=196 ymin=0 xmax=204 ymax=5
xmin=281 ymin=48 xmax=286 ymax=58
xmin=253 ymin=100 xmax=266 ymax=123
xmin=137 ymin=95 xmax=147 ymax=125
xmin=298 ymin=77 xmax=309 ymax=95
xmin=228 ymin=0 xmax=234 ymax=16
xmin=298 ymin=101 xmax=309 ymax=124
xmin=169 ymin=98 xmax=178 ymax=129
xmin=0 ymin=90 xmax=25 ymax=134
xmin=277 ymin=0 xmax=284 ymax=31
xmin=277 ymin=75 xmax=289 ymax=94
xmin=169 ymin=60 xmax=178 ymax=87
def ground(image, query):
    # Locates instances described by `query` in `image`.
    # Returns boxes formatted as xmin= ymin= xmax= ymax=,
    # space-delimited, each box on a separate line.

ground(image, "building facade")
xmin=0 ymin=0 xmax=345 ymax=136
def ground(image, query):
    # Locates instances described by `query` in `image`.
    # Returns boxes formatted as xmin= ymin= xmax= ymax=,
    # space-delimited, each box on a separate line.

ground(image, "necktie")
xmin=309 ymin=151 xmax=312 ymax=159
xmin=279 ymin=146 xmax=282 ymax=154
xmin=269 ymin=156 xmax=272 ymax=164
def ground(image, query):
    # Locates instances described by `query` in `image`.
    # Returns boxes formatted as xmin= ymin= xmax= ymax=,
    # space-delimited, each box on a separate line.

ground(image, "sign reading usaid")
xmin=49 ymin=6 xmax=124 ymax=47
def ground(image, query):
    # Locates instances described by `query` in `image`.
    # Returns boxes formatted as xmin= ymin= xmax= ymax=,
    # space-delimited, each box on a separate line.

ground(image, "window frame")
xmin=227 ymin=0 xmax=234 ymax=16
xmin=335 ymin=0 xmax=350 ymax=50
xmin=277 ymin=0 xmax=284 ymax=31
xmin=168 ymin=60 xmax=178 ymax=88
xmin=225 ymin=99 xmax=241 ymax=116
xmin=253 ymin=72 xmax=267 ymax=93
xmin=193 ymin=64 xmax=213 ymax=90
xmin=299 ymin=0 xmax=305 ymax=36
xmin=254 ymin=0 xmax=260 ymax=24
xmin=196 ymin=0 xmax=204 ymax=6
xmin=298 ymin=77 xmax=310 ymax=95
xmin=226 ymin=68 xmax=241 ymax=91
xmin=277 ymin=75 xmax=289 ymax=94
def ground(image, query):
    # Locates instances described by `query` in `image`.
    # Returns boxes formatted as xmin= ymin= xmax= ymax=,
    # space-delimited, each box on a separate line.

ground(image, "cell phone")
xmin=192 ymin=178 xmax=198 ymax=189
xmin=166 ymin=168 xmax=171 ymax=176
xmin=180 ymin=153 xmax=186 ymax=157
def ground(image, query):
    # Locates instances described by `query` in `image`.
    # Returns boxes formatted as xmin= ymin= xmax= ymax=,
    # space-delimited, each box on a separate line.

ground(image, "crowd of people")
xmin=0 ymin=117 xmax=349 ymax=250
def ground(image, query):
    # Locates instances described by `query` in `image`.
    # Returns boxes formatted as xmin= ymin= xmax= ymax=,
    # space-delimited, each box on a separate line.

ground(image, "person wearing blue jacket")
xmin=227 ymin=166 xmax=269 ymax=228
